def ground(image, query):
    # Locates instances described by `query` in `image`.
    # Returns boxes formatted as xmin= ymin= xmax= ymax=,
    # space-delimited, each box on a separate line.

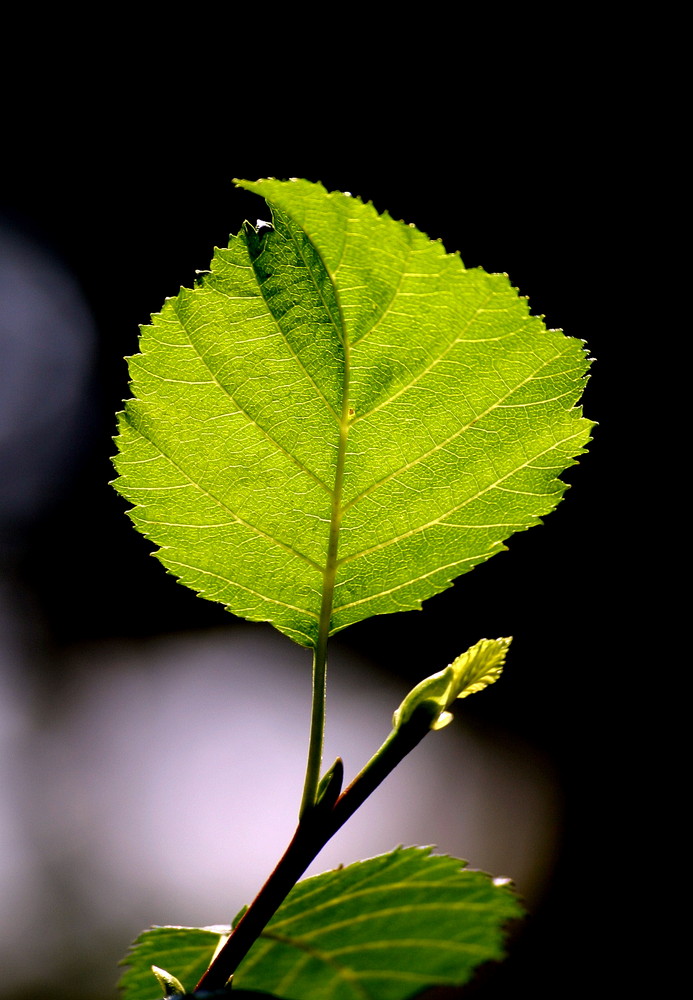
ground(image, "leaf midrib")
xmin=261 ymin=203 xmax=353 ymax=639
xmin=223 ymin=257 xmax=342 ymax=425
xmin=168 ymin=295 xmax=333 ymax=495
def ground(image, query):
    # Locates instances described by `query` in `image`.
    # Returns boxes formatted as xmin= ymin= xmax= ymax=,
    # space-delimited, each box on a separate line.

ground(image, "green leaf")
xmin=235 ymin=847 xmax=522 ymax=999
xmin=119 ymin=926 xmax=228 ymax=999
xmin=393 ymin=636 xmax=511 ymax=732
xmin=120 ymin=849 xmax=522 ymax=1000
xmin=112 ymin=178 xmax=592 ymax=647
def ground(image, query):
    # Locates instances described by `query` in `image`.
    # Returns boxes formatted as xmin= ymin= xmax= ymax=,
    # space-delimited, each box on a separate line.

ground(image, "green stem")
xmin=195 ymin=705 xmax=435 ymax=993
xmin=299 ymin=637 xmax=328 ymax=818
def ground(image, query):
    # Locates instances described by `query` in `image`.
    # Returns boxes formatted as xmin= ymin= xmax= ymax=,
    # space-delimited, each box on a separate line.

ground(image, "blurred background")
xmin=1 ymin=21 xmax=645 ymax=1000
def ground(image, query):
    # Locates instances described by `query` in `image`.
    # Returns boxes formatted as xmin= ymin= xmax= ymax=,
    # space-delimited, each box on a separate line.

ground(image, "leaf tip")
xmin=152 ymin=964 xmax=186 ymax=997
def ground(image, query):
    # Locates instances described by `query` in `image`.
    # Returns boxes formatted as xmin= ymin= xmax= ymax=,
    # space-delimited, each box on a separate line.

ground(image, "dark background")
xmin=1 ymin=23 xmax=648 ymax=999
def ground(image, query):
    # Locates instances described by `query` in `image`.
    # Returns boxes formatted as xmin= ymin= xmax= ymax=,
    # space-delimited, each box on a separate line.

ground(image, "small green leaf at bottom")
xmin=119 ymin=849 xmax=522 ymax=1000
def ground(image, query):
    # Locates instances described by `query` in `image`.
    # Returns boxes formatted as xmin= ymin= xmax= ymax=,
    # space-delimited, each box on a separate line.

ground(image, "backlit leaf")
xmin=112 ymin=177 xmax=592 ymax=647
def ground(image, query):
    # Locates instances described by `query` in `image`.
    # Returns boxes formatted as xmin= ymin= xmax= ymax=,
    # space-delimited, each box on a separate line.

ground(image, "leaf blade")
xmin=235 ymin=847 xmax=522 ymax=1000
xmin=113 ymin=179 xmax=593 ymax=645
xmin=118 ymin=850 xmax=522 ymax=1000
xmin=119 ymin=847 xmax=522 ymax=1000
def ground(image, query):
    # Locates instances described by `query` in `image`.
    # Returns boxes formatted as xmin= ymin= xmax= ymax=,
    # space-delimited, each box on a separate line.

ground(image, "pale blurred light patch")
xmin=0 ymin=627 xmax=558 ymax=994
xmin=0 ymin=218 xmax=98 ymax=992
xmin=0 ymin=582 xmax=40 ymax=963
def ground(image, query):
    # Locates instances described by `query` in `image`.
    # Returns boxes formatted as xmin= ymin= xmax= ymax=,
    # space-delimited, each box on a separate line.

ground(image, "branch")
xmin=194 ymin=704 xmax=435 ymax=992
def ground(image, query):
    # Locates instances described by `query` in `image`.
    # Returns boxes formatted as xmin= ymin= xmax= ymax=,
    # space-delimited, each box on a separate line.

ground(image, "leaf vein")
xmin=169 ymin=296 xmax=333 ymax=493
xmin=329 ymin=938 xmax=490 ymax=958
xmin=126 ymin=418 xmax=324 ymax=573
xmin=350 ymin=240 xmax=414 ymax=347
xmin=213 ymin=279 xmax=342 ymax=424
xmin=164 ymin=559 xmax=320 ymax=624
xmin=276 ymin=900 xmax=506 ymax=941
xmin=351 ymin=291 xmax=497 ymax=421
xmin=275 ymin=852 xmax=420 ymax=918
xmin=344 ymin=343 xmax=576 ymax=510
xmin=274 ymin=874 xmax=476 ymax=926
xmin=257 ymin=930 xmax=372 ymax=1000
xmin=337 ymin=428 xmax=584 ymax=574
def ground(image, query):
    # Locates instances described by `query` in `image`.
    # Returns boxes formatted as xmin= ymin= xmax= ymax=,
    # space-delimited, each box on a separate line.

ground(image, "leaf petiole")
xmin=299 ymin=637 xmax=328 ymax=819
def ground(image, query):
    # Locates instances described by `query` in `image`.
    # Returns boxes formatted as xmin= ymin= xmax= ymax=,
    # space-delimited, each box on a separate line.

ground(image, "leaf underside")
xmin=119 ymin=847 xmax=523 ymax=1000
xmin=113 ymin=178 xmax=592 ymax=647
